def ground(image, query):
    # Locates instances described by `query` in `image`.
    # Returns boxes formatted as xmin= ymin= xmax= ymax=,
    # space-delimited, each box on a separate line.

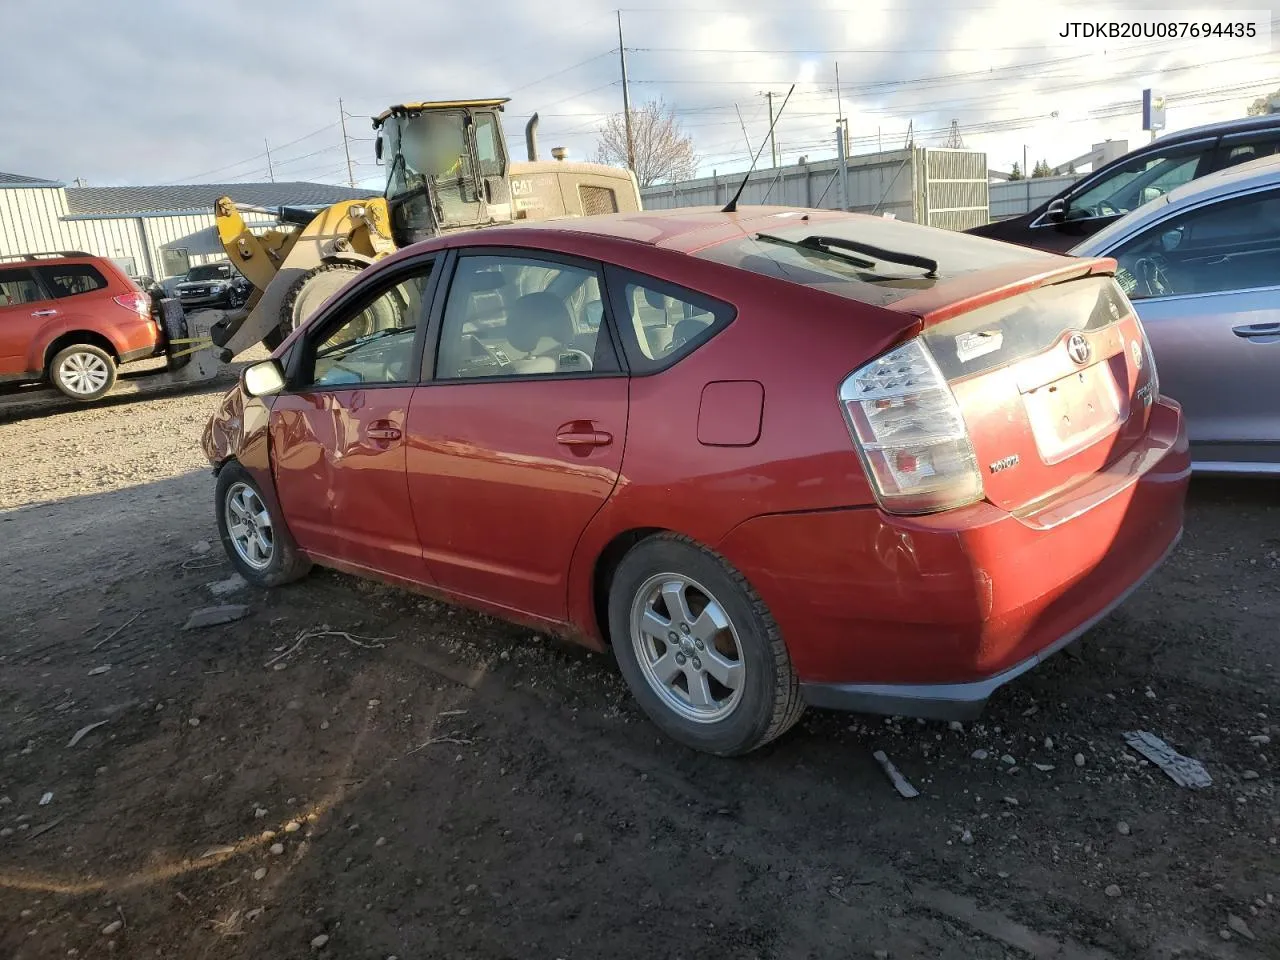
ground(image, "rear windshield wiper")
xmin=756 ymin=233 xmax=939 ymax=278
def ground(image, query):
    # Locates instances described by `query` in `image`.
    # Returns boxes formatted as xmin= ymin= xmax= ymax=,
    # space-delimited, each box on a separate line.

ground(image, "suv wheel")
xmin=50 ymin=344 xmax=116 ymax=401
xmin=608 ymin=534 xmax=805 ymax=756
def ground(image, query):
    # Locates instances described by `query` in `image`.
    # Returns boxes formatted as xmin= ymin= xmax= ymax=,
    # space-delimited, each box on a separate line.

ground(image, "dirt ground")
xmin=0 ymin=381 xmax=1276 ymax=960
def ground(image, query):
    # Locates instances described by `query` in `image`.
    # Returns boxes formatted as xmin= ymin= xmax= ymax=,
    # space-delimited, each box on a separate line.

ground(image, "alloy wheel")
xmin=225 ymin=482 xmax=274 ymax=570
xmin=58 ymin=351 xmax=110 ymax=396
xmin=629 ymin=572 xmax=746 ymax=723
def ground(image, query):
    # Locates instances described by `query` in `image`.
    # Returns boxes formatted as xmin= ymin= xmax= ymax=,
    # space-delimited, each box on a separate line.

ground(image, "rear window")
xmin=923 ymin=276 xmax=1130 ymax=381
xmin=694 ymin=215 xmax=1052 ymax=307
xmin=35 ymin=263 xmax=107 ymax=299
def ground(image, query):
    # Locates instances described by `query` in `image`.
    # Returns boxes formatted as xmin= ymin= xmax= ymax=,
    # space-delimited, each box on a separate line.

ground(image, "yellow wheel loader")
xmin=207 ymin=98 xmax=641 ymax=361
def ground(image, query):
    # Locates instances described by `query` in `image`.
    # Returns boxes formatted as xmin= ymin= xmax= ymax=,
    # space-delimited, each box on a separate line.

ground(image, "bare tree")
xmin=1246 ymin=87 xmax=1280 ymax=116
xmin=595 ymin=99 xmax=697 ymax=188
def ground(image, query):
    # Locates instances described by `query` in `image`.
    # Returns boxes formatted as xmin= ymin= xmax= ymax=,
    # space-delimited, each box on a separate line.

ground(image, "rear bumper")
xmin=798 ymin=528 xmax=1181 ymax=720
xmin=715 ymin=398 xmax=1190 ymax=719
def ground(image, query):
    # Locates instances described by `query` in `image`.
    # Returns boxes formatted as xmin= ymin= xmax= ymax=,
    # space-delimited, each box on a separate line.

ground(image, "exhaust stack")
xmin=525 ymin=113 xmax=539 ymax=161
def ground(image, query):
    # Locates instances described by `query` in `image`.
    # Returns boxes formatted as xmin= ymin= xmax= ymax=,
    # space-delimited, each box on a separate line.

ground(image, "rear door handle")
xmin=1233 ymin=322 xmax=1280 ymax=340
xmin=30 ymin=309 xmax=58 ymax=317
xmin=556 ymin=429 xmax=613 ymax=447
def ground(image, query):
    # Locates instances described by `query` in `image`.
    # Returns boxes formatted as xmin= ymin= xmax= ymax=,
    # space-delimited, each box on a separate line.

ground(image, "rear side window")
xmin=0 ymin=267 xmax=44 ymax=305
xmin=604 ymin=267 xmax=734 ymax=373
xmin=35 ymin=264 xmax=107 ymax=299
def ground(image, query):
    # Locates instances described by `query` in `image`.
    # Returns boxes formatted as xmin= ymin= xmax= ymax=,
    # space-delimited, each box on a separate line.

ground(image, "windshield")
xmin=386 ymin=111 xmax=471 ymax=199
xmin=187 ymin=264 xmax=230 ymax=281
xmin=696 ymin=214 xmax=1051 ymax=306
xmin=1066 ymin=151 xmax=1203 ymax=220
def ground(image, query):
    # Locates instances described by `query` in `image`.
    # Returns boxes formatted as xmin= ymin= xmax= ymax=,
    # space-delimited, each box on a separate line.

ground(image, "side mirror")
xmin=1044 ymin=197 xmax=1067 ymax=223
xmin=1160 ymin=228 xmax=1183 ymax=252
xmin=1142 ymin=186 xmax=1162 ymax=204
xmin=242 ymin=359 xmax=285 ymax=397
xmin=375 ymin=136 xmax=383 ymax=162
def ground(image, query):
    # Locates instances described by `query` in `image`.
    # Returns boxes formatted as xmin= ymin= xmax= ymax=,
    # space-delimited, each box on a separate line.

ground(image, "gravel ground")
xmin=0 ymin=386 xmax=1276 ymax=959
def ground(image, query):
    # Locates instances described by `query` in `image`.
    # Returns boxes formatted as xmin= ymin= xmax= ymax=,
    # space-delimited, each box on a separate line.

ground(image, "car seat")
xmin=506 ymin=292 xmax=593 ymax=374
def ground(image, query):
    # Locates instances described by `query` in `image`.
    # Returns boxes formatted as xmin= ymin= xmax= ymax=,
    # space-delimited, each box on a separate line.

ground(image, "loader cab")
xmin=375 ymin=98 xmax=514 ymax=247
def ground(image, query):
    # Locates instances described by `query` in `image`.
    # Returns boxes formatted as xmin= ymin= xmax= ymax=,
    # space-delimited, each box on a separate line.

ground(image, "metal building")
xmin=639 ymin=147 xmax=989 ymax=230
xmin=0 ymin=172 xmax=371 ymax=281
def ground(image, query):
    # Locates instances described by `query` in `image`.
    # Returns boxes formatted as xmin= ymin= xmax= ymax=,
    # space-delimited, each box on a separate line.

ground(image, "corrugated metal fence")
xmin=988 ymin=174 xmax=1081 ymax=220
xmin=640 ymin=148 xmax=989 ymax=230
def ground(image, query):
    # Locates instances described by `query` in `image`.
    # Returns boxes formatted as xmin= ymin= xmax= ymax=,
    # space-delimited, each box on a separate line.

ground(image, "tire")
xmin=263 ymin=262 xmax=369 ymax=350
xmin=607 ymin=533 xmax=805 ymax=756
xmin=49 ymin=343 xmax=116 ymax=402
xmin=214 ymin=461 xmax=311 ymax=588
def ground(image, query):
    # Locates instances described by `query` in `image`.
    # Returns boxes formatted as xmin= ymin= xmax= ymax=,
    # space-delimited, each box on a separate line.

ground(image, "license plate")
xmin=1023 ymin=363 xmax=1122 ymax=465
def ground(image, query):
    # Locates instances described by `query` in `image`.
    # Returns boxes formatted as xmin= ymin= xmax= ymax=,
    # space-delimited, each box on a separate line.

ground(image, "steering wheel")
xmin=1132 ymin=256 xmax=1172 ymax=298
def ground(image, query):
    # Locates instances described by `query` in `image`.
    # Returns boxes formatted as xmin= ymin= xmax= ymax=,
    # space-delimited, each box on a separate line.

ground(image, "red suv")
xmin=203 ymin=207 xmax=1189 ymax=756
xmin=0 ymin=251 xmax=162 ymax=401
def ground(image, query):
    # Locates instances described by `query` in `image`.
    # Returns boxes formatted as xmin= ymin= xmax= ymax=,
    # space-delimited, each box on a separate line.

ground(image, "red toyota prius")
xmin=203 ymin=206 xmax=1189 ymax=756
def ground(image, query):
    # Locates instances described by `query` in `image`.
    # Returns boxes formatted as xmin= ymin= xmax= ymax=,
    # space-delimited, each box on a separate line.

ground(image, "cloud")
xmin=2 ymin=0 xmax=1274 ymax=188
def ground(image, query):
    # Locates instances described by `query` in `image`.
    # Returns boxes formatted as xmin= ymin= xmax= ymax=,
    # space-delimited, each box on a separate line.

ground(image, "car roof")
xmin=1150 ymin=112 xmax=1280 ymax=146
xmin=447 ymin=206 xmax=924 ymax=255
xmin=1073 ymin=152 xmax=1280 ymax=255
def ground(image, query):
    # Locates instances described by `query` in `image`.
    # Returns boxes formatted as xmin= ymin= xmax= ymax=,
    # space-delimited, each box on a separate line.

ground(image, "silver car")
xmin=1072 ymin=154 xmax=1280 ymax=474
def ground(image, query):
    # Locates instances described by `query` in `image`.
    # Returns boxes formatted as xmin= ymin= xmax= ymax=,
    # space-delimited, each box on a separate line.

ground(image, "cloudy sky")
xmin=3 ymin=1 xmax=1277 ymax=190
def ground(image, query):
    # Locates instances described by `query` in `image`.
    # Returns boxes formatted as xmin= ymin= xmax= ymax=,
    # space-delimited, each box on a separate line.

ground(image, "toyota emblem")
xmin=1066 ymin=333 xmax=1091 ymax=365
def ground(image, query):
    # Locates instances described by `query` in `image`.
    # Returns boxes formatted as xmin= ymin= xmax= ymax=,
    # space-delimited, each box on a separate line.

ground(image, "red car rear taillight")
xmin=839 ymin=338 xmax=984 ymax=515
xmin=113 ymin=292 xmax=151 ymax=318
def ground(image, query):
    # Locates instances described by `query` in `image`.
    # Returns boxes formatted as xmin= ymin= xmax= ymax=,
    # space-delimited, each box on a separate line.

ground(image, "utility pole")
xmin=264 ymin=139 xmax=275 ymax=183
xmin=835 ymin=62 xmax=849 ymax=154
xmin=339 ymin=98 xmax=356 ymax=187
xmin=617 ymin=11 xmax=635 ymax=174
xmin=835 ymin=126 xmax=849 ymax=212
xmin=766 ymin=91 xmax=779 ymax=167
xmin=1024 ymin=143 xmax=1030 ymax=209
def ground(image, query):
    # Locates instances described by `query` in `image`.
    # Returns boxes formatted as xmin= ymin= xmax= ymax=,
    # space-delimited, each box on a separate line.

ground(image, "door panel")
xmin=0 ymin=268 xmax=49 ymax=375
xmin=325 ymin=386 xmax=423 ymax=579
xmin=1137 ymin=289 xmax=1280 ymax=464
xmin=1108 ymin=185 xmax=1280 ymax=466
xmin=268 ymin=261 xmax=437 ymax=581
xmin=405 ymin=378 xmax=627 ymax=620
xmin=270 ymin=393 xmax=341 ymax=556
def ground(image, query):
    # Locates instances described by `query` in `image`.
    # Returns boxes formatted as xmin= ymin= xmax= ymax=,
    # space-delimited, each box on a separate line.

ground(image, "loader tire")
xmin=263 ymin=262 xmax=368 ymax=350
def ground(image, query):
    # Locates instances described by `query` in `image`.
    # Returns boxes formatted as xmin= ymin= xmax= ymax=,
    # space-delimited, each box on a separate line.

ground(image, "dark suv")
xmin=967 ymin=114 xmax=1280 ymax=252
xmin=0 ymin=252 xmax=163 ymax=401
xmin=174 ymin=261 xmax=252 ymax=310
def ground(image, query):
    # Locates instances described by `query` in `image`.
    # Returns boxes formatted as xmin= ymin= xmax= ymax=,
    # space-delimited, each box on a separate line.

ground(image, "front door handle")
xmin=366 ymin=419 xmax=402 ymax=441
xmin=1233 ymin=322 xmax=1280 ymax=340
xmin=31 ymin=309 xmax=58 ymax=318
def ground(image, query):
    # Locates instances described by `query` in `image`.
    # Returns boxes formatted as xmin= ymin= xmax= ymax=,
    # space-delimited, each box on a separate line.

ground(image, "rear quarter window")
xmin=694 ymin=215 xmax=1053 ymax=307
xmin=35 ymin=264 xmax=108 ymax=299
xmin=603 ymin=266 xmax=734 ymax=374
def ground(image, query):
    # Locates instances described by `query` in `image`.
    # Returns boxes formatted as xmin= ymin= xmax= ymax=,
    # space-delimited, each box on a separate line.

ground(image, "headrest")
xmin=506 ymin=292 xmax=572 ymax=354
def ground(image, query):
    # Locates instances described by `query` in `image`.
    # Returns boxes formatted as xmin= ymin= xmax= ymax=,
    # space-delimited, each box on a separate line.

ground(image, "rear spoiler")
xmin=886 ymin=257 xmax=1118 ymax=327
